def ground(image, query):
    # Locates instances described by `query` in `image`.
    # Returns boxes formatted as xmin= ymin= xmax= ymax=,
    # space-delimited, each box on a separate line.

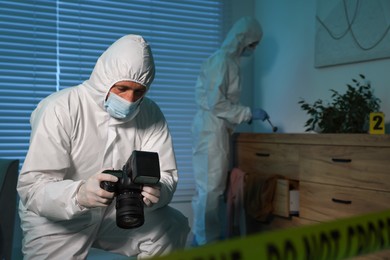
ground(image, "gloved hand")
xmin=76 ymin=170 xmax=119 ymax=208
xmin=252 ymin=108 xmax=269 ymax=121
xmin=141 ymin=184 xmax=161 ymax=207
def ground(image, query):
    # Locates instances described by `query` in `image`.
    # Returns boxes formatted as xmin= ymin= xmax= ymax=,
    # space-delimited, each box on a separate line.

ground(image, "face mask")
xmin=104 ymin=92 xmax=142 ymax=120
xmin=241 ymin=47 xmax=255 ymax=57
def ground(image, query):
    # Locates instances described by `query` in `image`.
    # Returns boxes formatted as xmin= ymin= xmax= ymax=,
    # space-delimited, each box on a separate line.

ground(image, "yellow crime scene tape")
xmin=153 ymin=209 xmax=390 ymax=260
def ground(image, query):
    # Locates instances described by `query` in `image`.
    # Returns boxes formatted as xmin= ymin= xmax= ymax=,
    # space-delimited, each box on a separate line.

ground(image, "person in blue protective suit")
xmin=17 ymin=34 xmax=190 ymax=259
xmin=191 ymin=17 xmax=268 ymax=246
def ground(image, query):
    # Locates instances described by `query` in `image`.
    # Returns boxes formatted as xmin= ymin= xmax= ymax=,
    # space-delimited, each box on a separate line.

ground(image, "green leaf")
xmin=298 ymin=74 xmax=381 ymax=133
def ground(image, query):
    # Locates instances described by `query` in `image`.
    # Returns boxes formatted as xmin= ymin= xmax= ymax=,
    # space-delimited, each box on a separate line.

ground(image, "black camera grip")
xmin=101 ymin=169 xmax=122 ymax=192
xmin=100 ymin=181 xmax=116 ymax=192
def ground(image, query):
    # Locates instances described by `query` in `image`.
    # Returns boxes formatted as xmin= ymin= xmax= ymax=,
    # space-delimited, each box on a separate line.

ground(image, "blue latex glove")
xmin=252 ymin=108 xmax=269 ymax=121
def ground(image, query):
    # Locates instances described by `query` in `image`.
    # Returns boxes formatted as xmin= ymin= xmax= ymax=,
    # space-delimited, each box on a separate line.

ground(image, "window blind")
xmin=0 ymin=1 xmax=57 ymax=165
xmin=0 ymin=0 xmax=223 ymax=202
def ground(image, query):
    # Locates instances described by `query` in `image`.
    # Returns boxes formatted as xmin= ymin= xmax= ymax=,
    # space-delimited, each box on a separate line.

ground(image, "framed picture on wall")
xmin=315 ymin=0 xmax=390 ymax=67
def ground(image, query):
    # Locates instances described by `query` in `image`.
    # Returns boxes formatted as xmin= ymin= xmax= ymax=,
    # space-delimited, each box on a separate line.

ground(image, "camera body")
xmin=100 ymin=150 xmax=160 ymax=229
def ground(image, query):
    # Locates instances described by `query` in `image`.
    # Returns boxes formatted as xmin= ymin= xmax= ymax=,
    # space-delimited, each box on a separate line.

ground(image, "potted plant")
xmin=298 ymin=74 xmax=381 ymax=133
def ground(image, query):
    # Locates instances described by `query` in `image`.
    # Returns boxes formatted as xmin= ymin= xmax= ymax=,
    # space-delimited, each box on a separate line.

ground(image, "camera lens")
xmin=115 ymin=190 xmax=144 ymax=229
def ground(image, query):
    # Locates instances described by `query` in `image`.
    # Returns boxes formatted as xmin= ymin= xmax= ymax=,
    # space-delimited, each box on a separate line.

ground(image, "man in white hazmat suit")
xmin=191 ymin=17 xmax=267 ymax=245
xmin=17 ymin=34 xmax=190 ymax=259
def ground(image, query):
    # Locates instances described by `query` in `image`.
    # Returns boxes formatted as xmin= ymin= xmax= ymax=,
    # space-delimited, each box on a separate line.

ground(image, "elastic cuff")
xmin=74 ymin=180 xmax=87 ymax=211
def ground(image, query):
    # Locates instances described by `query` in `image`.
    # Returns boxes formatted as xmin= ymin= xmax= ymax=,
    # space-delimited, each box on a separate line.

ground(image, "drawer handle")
xmin=331 ymin=158 xmax=352 ymax=163
xmin=255 ymin=153 xmax=270 ymax=157
xmin=332 ymin=198 xmax=352 ymax=204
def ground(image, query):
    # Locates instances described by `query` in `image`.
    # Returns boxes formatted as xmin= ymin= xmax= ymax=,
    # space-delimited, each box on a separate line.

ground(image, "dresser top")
xmin=234 ymin=133 xmax=390 ymax=147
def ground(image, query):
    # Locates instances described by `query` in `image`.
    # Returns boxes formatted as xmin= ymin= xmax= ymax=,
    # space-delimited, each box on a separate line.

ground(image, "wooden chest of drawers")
xmin=233 ymin=133 xmax=390 ymax=259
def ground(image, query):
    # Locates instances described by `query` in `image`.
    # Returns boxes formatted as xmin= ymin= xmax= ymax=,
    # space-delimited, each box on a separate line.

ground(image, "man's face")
xmin=107 ymin=81 xmax=147 ymax=102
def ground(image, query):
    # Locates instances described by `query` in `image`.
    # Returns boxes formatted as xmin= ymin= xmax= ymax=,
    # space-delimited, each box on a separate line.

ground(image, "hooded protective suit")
xmin=17 ymin=35 xmax=189 ymax=259
xmin=191 ymin=17 xmax=263 ymax=245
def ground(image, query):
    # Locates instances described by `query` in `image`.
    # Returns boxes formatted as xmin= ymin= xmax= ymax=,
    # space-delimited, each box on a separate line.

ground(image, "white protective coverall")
xmin=191 ymin=17 xmax=263 ymax=245
xmin=17 ymin=35 xmax=189 ymax=259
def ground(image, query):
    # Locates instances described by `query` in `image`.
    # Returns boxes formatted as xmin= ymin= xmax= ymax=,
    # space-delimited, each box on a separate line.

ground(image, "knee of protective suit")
xmin=138 ymin=206 xmax=190 ymax=258
xmin=160 ymin=206 xmax=190 ymax=248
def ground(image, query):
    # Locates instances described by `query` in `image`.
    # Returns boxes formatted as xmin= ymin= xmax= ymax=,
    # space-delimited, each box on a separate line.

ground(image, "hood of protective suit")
xmin=85 ymin=34 xmax=155 ymax=109
xmin=221 ymin=17 xmax=263 ymax=57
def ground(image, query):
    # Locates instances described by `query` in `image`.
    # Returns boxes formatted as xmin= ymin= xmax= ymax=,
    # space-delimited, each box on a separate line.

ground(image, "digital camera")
xmin=100 ymin=150 xmax=160 ymax=229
